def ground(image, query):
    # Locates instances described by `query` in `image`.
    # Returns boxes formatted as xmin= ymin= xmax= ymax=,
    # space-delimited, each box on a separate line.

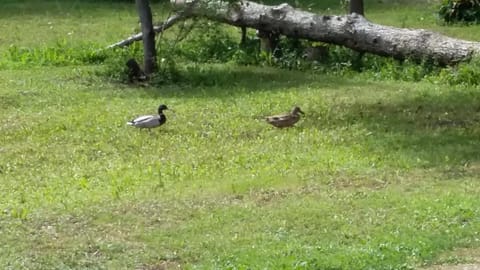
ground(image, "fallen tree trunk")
xmin=111 ymin=0 xmax=480 ymax=65
xmin=178 ymin=0 xmax=480 ymax=65
xmin=107 ymin=13 xmax=184 ymax=48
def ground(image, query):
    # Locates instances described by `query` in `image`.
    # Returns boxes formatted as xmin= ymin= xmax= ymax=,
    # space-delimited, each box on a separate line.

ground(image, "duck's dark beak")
xmin=299 ymin=109 xmax=305 ymax=115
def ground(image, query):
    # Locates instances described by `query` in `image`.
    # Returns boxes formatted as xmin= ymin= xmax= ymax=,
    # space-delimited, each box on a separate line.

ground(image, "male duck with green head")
xmin=127 ymin=104 xmax=169 ymax=129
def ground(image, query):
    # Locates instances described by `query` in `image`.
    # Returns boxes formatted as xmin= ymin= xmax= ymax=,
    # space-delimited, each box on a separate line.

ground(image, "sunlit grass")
xmin=1 ymin=64 xmax=479 ymax=268
xmin=0 ymin=0 xmax=170 ymax=49
xmin=0 ymin=0 xmax=480 ymax=269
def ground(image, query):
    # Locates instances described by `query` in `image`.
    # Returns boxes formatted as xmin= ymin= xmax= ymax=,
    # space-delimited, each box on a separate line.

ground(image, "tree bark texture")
xmin=171 ymin=0 xmax=480 ymax=65
xmin=136 ymin=0 xmax=157 ymax=75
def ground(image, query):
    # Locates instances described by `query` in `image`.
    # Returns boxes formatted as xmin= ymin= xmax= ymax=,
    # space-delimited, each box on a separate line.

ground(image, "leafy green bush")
xmin=438 ymin=0 xmax=480 ymax=24
xmin=359 ymin=54 xmax=441 ymax=82
xmin=97 ymin=42 xmax=143 ymax=81
xmin=176 ymin=21 xmax=239 ymax=63
xmin=438 ymin=56 xmax=480 ymax=85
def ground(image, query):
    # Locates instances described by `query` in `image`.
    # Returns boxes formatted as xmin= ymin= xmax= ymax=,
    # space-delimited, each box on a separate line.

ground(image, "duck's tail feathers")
xmin=126 ymin=121 xmax=134 ymax=126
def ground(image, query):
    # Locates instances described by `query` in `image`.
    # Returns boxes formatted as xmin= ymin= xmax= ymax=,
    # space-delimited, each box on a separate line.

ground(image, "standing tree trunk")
xmin=240 ymin=26 xmax=247 ymax=45
xmin=136 ymin=0 xmax=156 ymax=75
xmin=349 ymin=0 xmax=364 ymax=15
xmin=256 ymin=29 xmax=279 ymax=53
xmin=349 ymin=0 xmax=365 ymax=68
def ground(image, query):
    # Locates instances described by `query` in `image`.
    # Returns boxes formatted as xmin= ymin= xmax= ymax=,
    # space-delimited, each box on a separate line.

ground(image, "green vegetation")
xmin=0 ymin=0 xmax=479 ymax=269
xmin=438 ymin=0 xmax=480 ymax=24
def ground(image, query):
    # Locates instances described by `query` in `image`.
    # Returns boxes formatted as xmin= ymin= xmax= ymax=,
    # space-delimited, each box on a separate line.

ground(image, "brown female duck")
xmin=266 ymin=106 xmax=305 ymax=128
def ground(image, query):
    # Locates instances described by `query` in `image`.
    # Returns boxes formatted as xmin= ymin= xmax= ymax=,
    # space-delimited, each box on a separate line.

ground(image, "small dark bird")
xmin=126 ymin=58 xmax=146 ymax=82
xmin=266 ymin=106 xmax=305 ymax=128
xmin=127 ymin=104 xmax=168 ymax=129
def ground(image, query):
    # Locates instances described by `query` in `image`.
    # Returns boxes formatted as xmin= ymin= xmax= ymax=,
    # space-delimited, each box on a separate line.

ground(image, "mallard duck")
xmin=127 ymin=104 xmax=168 ymax=129
xmin=266 ymin=106 xmax=305 ymax=128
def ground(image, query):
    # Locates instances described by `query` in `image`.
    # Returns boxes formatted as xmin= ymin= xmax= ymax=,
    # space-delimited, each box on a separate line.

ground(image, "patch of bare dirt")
xmin=420 ymin=248 xmax=480 ymax=270
xmin=137 ymin=260 xmax=182 ymax=270
xmin=422 ymin=264 xmax=480 ymax=270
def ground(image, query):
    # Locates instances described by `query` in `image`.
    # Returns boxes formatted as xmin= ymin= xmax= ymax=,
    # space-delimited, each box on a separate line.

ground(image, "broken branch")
xmin=107 ymin=13 xmax=184 ymax=49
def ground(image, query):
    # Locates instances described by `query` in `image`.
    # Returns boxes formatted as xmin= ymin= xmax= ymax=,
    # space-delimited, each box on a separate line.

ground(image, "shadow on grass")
xmin=117 ymin=64 xmax=480 ymax=170
xmin=302 ymin=88 xmax=480 ymax=170
xmin=128 ymin=65 xmax=359 ymax=99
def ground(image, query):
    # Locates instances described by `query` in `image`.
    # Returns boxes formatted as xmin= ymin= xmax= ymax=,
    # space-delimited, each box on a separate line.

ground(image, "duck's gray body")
xmin=127 ymin=104 xmax=168 ymax=129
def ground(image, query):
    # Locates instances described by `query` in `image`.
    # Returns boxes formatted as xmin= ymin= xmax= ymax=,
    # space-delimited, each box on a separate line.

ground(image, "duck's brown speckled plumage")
xmin=266 ymin=106 xmax=304 ymax=128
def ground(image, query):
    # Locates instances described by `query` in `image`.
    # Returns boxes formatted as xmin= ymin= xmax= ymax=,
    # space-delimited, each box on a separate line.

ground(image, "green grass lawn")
xmin=1 ymin=0 xmax=480 ymax=269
